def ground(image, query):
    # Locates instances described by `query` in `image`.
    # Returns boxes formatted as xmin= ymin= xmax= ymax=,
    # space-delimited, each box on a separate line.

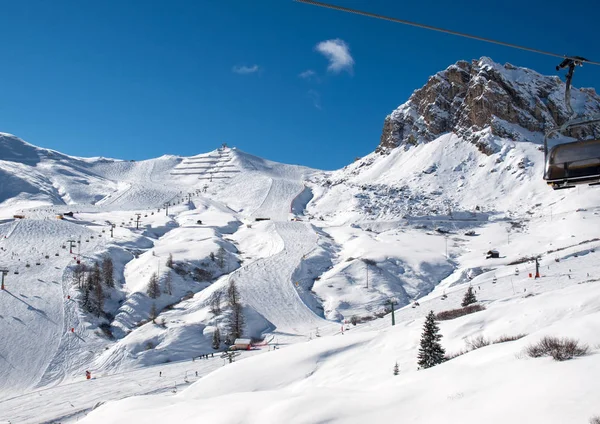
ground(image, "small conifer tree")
xmin=461 ymin=286 xmax=477 ymax=307
xmin=226 ymin=280 xmax=244 ymax=340
xmin=147 ymin=272 xmax=161 ymax=299
xmin=166 ymin=253 xmax=174 ymax=269
xmin=163 ymin=271 xmax=173 ymax=295
xmin=217 ymin=247 xmax=226 ymax=269
xmin=212 ymin=327 xmax=221 ymax=350
xmin=417 ymin=310 xmax=446 ymax=369
xmin=150 ymin=303 xmax=158 ymax=323
xmin=393 ymin=362 xmax=399 ymax=376
xmin=101 ymin=256 xmax=115 ymax=288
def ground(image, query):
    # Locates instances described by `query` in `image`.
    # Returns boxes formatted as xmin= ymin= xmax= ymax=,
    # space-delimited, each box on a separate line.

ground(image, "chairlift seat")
xmin=545 ymin=139 xmax=600 ymax=188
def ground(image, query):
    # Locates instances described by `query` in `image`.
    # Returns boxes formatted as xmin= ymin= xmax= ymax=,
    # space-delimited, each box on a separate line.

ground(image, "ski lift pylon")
xmin=544 ymin=57 xmax=600 ymax=189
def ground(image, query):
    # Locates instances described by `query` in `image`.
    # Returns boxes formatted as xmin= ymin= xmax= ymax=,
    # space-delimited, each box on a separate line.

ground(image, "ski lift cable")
xmin=294 ymin=0 xmax=600 ymax=66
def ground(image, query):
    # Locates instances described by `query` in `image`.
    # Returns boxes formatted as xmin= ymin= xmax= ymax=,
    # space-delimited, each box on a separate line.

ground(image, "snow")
xmin=0 ymin=58 xmax=600 ymax=423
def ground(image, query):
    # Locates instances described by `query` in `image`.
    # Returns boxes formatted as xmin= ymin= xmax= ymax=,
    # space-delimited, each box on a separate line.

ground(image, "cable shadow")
xmin=3 ymin=290 xmax=57 ymax=324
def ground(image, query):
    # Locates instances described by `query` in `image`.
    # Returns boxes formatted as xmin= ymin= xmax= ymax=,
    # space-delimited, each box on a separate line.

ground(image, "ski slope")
xmin=76 ymin=245 xmax=600 ymax=424
xmin=0 ymin=219 xmax=102 ymax=397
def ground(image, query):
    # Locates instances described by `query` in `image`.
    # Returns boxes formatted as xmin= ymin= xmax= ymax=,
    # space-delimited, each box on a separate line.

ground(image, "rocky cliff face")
xmin=378 ymin=57 xmax=600 ymax=154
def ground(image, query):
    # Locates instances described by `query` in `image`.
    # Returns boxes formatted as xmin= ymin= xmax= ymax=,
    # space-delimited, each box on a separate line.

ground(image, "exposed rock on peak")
xmin=378 ymin=57 xmax=600 ymax=154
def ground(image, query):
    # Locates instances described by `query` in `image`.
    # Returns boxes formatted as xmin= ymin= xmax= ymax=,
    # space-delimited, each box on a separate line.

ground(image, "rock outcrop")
xmin=378 ymin=57 xmax=600 ymax=154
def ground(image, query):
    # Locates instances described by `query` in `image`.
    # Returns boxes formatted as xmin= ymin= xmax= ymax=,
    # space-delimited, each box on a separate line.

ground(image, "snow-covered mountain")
xmin=1 ymin=57 xmax=599 ymax=423
xmin=378 ymin=57 xmax=600 ymax=153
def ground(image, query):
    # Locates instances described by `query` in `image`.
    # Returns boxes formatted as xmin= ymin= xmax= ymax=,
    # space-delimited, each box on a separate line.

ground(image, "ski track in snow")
xmin=232 ymin=221 xmax=331 ymax=338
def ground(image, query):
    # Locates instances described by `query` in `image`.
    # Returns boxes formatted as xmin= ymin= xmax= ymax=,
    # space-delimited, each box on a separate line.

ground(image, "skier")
xmin=85 ymin=370 xmax=91 ymax=380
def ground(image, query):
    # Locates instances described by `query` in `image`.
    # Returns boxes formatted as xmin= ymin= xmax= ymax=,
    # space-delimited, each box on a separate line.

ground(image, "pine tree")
xmin=461 ymin=286 xmax=477 ymax=307
xmin=92 ymin=261 xmax=102 ymax=287
xmin=81 ymin=272 xmax=92 ymax=309
xmin=146 ymin=272 xmax=161 ymax=299
xmin=209 ymin=290 xmax=222 ymax=315
xmin=93 ymin=280 xmax=105 ymax=318
xmin=393 ymin=362 xmax=399 ymax=376
xmin=101 ymin=256 xmax=115 ymax=288
xmin=216 ymin=247 xmax=226 ymax=269
xmin=163 ymin=271 xmax=173 ymax=295
xmin=417 ymin=310 xmax=446 ymax=369
xmin=212 ymin=327 xmax=221 ymax=350
xmin=82 ymin=262 xmax=104 ymax=316
xmin=73 ymin=262 xmax=87 ymax=289
xmin=150 ymin=303 xmax=158 ymax=323
xmin=226 ymin=280 xmax=244 ymax=340
xmin=166 ymin=253 xmax=174 ymax=269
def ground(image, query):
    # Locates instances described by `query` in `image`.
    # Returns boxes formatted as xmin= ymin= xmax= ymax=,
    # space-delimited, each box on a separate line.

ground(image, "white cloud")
xmin=315 ymin=39 xmax=354 ymax=74
xmin=307 ymin=89 xmax=322 ymax=109
xmin=232 ymin=64 xmax=260 ymax=75
xmin=299 ymin=69 xmax=317 ymax=80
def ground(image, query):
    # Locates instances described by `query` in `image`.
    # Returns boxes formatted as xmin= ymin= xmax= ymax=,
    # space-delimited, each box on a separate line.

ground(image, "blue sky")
xmin=0 ymin=0 xmax=598 ymax=170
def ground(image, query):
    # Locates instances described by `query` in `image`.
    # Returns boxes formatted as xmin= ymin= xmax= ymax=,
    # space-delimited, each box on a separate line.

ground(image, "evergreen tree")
xmin=93 ymin=279 xmax=105 ymax=317
xmin=209 ymin=290 xmax=222 ymax=315
xmin=73 ymin=262 xmax=87 ymax=289
xmin=216 ymin=247 xmax=226 ymax=269
xmin=146 ymin=272 xmax=161 ymax=299
xmin=150 ymin=303 xmax=158 ymax=323
xmin=82 ymin=262 xmax=104 ymax=316
xmin=92 ymin=261 xmax=102 ymax=287
xmin=226 ymin=280 xmax=244 ymax=340
xmin=166 ymin=253 xmax=174 ymax=269
xmin=163 ymin=271 xmax=173 ymax=295
xmin=417 ymin=311 xmax=446 ymax=369
xmin=101 ymin=256 xmax=115 ymax=288
xmin=461 ymin=286 xmax=477 ymax=307
xmin=212 ymin=327 xmax=221 ymax=350
xmin=393 ymin=362 xmax=399 ymax=376
xmin=81 ymin=272 xmax=92 ymax=309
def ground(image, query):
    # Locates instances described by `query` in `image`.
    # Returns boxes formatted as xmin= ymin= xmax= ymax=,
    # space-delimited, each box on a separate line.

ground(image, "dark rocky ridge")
xmin=378 ymin=57 xmax=600 ymax=154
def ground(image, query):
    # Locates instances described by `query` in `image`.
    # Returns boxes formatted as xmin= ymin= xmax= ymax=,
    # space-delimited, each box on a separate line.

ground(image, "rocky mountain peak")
xmin=377 ymin=57 xmax=600 ymax=154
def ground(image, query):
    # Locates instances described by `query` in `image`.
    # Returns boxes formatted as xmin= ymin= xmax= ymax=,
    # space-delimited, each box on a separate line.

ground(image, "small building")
xmin=486 ymin=249 xmax=500 ymax=259
xmin=231 ymin=338 xmax=252 ymax=351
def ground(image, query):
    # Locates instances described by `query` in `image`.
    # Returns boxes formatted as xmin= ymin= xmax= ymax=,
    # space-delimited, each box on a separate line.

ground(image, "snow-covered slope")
xmin=1 ymin=57 xmax=600 ymax=423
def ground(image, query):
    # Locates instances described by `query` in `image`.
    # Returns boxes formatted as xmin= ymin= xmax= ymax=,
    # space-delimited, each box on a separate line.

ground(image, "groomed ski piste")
xmin=1 ymin=58 xmax=600 ymax=423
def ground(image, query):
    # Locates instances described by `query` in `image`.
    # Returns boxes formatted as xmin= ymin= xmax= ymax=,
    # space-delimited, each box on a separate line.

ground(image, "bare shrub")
xmin=445 ymin=348 xmax=469 ymax=361
xmin=466 ymin=335 xmax=490 ymax=350
xmin=447 ymin=333 xmax=526 ymax=362
xmin=145 ymin=341 xmax=155 ymax=350
xmin=435 ymin=304 xmax=486 ymax=321
xmin=494 ymin=334 xmax=527 ymax=344
xmin=526 ymin=336 xmax=588 ymax=361
xmin=589 ymin=416 xmax=600 ymax=424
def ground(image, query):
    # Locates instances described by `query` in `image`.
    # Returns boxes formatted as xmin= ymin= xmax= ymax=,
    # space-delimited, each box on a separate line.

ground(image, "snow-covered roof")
xmin=234 ymin=338 xmax=252 ymax=345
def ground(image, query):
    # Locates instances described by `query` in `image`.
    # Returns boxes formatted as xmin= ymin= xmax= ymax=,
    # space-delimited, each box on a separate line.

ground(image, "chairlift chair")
xmin=544 ymin=57 xmax=600 ymax=189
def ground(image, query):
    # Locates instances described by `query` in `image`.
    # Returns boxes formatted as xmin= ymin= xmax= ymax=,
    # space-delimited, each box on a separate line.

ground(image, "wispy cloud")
xmin=299 ymin=69 xmax=317 ymax=80
xmin=232 ymin=64 xmax=260 ymax=75
xmin=315 ymin=39 xmax=354 ymax=74
xmin=307 ymin=89 xmax=322 ymax=109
